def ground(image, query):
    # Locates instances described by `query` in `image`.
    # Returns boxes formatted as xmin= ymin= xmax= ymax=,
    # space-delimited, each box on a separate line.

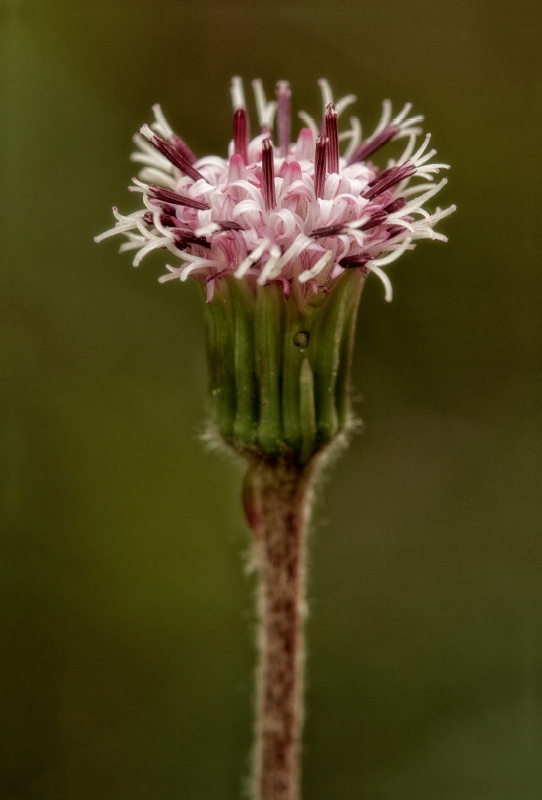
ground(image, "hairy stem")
xmin=244 ymin=457 xmax=317 ymax=800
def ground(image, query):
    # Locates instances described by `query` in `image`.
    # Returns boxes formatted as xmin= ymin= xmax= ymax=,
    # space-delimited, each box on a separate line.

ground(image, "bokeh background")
xmin=2 ymin=0 xmax=541 ymax=797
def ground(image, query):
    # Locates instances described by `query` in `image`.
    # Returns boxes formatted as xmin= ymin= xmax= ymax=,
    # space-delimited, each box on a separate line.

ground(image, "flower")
xmin=96 ymin=77 xmax=454 ymax=304
xmin=96 ymin=78 xmax=455 ymax=461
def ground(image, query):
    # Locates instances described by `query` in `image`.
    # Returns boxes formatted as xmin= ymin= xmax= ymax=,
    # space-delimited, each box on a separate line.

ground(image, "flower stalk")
xmin=244 ymin=457 xmax=316 ymax=800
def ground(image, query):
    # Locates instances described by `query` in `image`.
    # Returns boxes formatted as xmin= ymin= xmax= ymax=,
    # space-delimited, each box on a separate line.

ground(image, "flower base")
xmin=204 ymin=269 xmax=365 ymax=464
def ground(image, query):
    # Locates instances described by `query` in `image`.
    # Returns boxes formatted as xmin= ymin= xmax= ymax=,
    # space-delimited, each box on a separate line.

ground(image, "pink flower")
xmin=96 ymin=78 xmax=455 ymax=303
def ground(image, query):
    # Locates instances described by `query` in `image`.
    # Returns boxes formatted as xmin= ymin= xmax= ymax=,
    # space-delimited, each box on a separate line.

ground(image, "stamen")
xmin=310 ymin=223 xmax=343 ymax=238
xmin=218 ymin=221 xmax=244 ymax=231
xmin=325 ymin=104 xmax=340 ymax=174
xmin=276 ymin=80 xmax=291 ymax=158
xmin=141 ymin=126 xmax=204 ymax=182
xmin=156 ymin=214 xmax=180 ymax=228
xmin=233 ymin=108 xmax=249 ymax=164
xmin=146 ymin=184 xmax=211 ymax=210
xmin=347 ymin=123 xmax=400 ymax=165
xmin=386 ymin=225 xmax=406 ymax=239
xmin=384 ymin=197 xmax=407 ymax=214
xmin=169 ymin=226 xmax=194 ymax=237
xmin=171 ymin=134 xmax=197 ymax=165
xmin=174 ymin=232 xmax=211 ymax=250
xmin=261 ymin=139 xmax=276 ymax=211
xmin=159 ymin=203 xmax=178 ymax=216
xmin=339 ymin=253 xmax=370 ymax=269
xmin=314 ymin=135 xmax=328 ymax=199
xmin=363 ymin=163 xmax=416 ymax=200
xmin=359 ymin=210 xmax=388 ymax=230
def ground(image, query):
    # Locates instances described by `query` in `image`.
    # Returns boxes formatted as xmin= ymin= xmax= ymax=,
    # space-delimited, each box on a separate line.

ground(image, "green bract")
xmin=204 ymin=270 xmax=365 ymax=463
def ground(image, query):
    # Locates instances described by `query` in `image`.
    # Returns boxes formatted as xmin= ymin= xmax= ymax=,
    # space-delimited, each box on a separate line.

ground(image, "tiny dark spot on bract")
xmin=293 ymin=331 xmax=310 ymax=348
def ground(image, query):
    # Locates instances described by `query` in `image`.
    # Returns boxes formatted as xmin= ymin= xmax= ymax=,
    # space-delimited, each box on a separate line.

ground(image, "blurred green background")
xmin=2 ymin=0 xmax=541 ymax=797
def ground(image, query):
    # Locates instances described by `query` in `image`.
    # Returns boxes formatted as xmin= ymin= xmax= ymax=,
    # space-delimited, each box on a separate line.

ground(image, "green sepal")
xmin=203 ymin=280 xmax=236 ymax=443
xmin=334 ymin=270 xmax=365 ymax=429
xmin=281 ymin=284 xmax=314 ymax=452
xmin=255 ymin=283 xmax=284 ymax=453
xmin=310 ymin=270 xmax=361 ymax=445
xmin=299 ymin=357 xmax=317 ymax=464
xmin=228 ymin=277 xmax=258 ymax=444
xmin=202 ymin=270 xmax=365 ymax=462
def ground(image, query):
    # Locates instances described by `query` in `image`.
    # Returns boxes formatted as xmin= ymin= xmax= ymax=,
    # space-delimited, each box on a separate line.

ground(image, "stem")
xmin=244 ymin=457 xmax=317 ymax=800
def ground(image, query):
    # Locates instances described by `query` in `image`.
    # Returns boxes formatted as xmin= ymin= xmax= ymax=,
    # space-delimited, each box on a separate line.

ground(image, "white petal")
xmin=367 ymin=265 xmax=393 ymax=302
xmin=298 ymin=250 xmax=334 ymax=283
xmin=370 ymin=237 xmax=413 ymax=267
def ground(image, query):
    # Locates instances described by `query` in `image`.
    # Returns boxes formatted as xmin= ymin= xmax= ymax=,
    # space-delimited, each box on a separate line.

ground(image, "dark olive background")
xmin=2 ymin=0 xmax=541 ymax=797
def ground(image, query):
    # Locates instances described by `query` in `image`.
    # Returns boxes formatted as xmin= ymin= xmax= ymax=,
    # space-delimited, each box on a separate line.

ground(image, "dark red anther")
xmin=276 ymin=80 xmax=291 ymax=159
xmin=347 ymin=123 xmax=400 ymax=165
xmin=325 ymin=104 xmax=340 ymax=174
xmin=360 ymin=210 xmax=388 ymax=231
xmin=233 ymin=108 xmax=249 ymax=164
xmin=309 ymin=223 xmax=343 ymax=238
xmin=261 ymin=138 xmax=276 ymax=211
xmin=171 ymin=133 xmax=197 ymax=165
xmin=174 ymin=233 xmax=211 ymax=250
xmin=386 ymin=225 xmax=405 ymax=239
xmin=384 ymin=196 xmax=407 ymax=214
xmin=159 ymin=214 xmax=179 ymax=228
xmin=314 ymin=135 xmax=328 ymax=199
xmin=339 ymin=253 xmax=371 ymax=269
xmin=217 ymin=221 xmax=243 ymax=231
xmin=363 ymin=162 xmax=416 ymax=200
xmin=142 ymin=211 xmax=177 ymax=228
xmin=147 ymin=184 xmax=211 ymax=210
xmin=157 ymin=203 xmax=178 ymax=216
xmin=148 ymin=133 xmax=204 ymax=182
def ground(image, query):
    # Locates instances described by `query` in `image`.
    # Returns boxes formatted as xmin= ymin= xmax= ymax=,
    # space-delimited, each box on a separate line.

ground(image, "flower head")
xmin=96 ymin=78 xmax=454 ymax=303
xmin=96 ymin=79 xmax=455 ymax=461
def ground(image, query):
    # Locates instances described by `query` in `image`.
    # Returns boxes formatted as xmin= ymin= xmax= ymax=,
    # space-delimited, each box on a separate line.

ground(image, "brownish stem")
xmin=243 ymin=457 xmax=317 ymax=800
